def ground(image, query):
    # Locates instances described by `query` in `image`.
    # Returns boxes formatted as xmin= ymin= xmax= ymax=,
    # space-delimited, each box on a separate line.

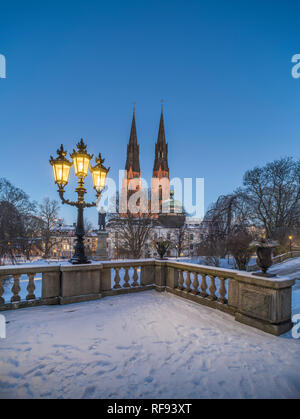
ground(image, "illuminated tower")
xmin=151 ymin=102 xmax=170 ymax=215
xmin=121 ymin=104 xmax=142 ymax=214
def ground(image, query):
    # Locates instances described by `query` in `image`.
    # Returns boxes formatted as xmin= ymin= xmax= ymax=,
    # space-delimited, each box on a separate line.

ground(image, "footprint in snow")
xmin=82 ymin=386 xmax=96 ymax=398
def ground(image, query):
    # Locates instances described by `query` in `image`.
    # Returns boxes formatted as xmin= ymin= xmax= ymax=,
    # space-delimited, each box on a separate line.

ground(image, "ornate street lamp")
xmin=50 ymin=140 xmax=110 ymax=264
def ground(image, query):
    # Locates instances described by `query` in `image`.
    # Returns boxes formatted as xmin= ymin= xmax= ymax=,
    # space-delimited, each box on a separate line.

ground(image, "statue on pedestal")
xmin=94 ymin=207 xmax=109 ymax=260
xmin=98 ymin=207 xmax=106 ymax=231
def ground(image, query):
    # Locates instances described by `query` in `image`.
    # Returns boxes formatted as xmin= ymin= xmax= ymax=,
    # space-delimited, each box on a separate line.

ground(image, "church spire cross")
xmin=125 ymin=105 xmax=140 ymax=175
xmin=152 ymin=102 xmax=169 ymax=178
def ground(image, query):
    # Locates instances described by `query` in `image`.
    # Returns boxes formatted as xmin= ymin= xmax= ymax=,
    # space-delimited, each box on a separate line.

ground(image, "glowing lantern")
xmin=50 ymin=144 xmax=72 ymax=187
xmin=90 ymin=153 xmax=110 ymax=193
xmin=71 ymin=138 xmax=93 ymax=178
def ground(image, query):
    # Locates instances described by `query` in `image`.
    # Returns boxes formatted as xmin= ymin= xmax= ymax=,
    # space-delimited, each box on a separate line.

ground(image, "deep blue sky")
xmin=1 ymin=0 xmax=300 ymax=225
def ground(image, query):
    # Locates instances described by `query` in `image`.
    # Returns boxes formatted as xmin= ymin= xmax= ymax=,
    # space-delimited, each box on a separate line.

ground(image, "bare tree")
xmin=226 ymin=228 xmax=254 ymax=270
xmin=84 ymin=218 xmax=94 ymax=233
xmin=108 ymin=213 xmax=153 ymax=259
xmin=0 ymin=178 xmax=35 ymax=215
xmin=197 ymin=157 xmax=300 ymax=263
xmin=173 ymin=225 xmax=186 ymax=257
xmin=0 ymin=201 xmax=24 ymax=264
xmin=39 ymin=198 xmax=60 ymax=258
xmin=0 ymin=179 xmax=39 ymax=264
xmin=243 ymin=157 xmax=300 ymax=239
xmin=20 ymin=214 xmax=43 ymax=260
xmin=197 ymin=235 xmax=226 ymax=267
xmin=204 ymin=192 xmax=252 ymax=238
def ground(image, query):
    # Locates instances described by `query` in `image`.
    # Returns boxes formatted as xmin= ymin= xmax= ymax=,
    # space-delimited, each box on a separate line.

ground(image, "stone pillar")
xmin=140 ymin=265 xmax=155 ymax=286
xmin=234 ymin=273 xmax=295 ymax=336
xmin=155 ymin=261 xmax=167 ymax=292
xmin=100 ymin=267 xmax=112 ymax=292
xmin=42 ymin=267 xmax=61 ymax=304
xmin=166 ymin=266 xmax=178 ymax=289
xmin=59 ymin=263 xmax=102 ymax=305
xmin=94 ymin=231 xmax=109 ymax=261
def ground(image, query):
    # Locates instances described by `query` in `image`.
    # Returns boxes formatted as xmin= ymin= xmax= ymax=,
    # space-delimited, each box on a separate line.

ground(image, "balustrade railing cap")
xmin=234 ymin=272 xmax=295 ymax=289
xmin=0 ymin=264 xmax=61 ymax=275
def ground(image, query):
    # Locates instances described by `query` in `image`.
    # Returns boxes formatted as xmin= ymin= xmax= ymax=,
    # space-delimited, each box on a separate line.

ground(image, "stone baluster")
xmin=185 ymin=271 xmax=191 ymax=292
xmin=123 ymin=267 xmax=130 ymax=288
xmin=178 ymin=270 xmax=184 ymax=290
xmin=218 ymin=277 xmax=227 ymax=304
xmin=26 ymin=273 xmax=36 ymax=301
xmin=113 ymin=268 xmax=121 ymax=289
xmin=200 ymin=274 xmax=208 ymax=297
xmin=192 ymin=272 xmax=199 ymax=295
xmin=208 ymin=275 xmax=217 ymax=300
xmin=0 ymin=275 xmax=4 ymax=305
xmin=132 ymin=267 xmax=139 ymax=287
xmin=11 ymin=274 xmax=21 ymax=303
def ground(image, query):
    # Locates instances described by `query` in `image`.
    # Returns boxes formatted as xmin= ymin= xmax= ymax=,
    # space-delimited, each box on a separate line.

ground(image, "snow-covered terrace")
xmin=0 ymin=290 xmax=300 ymax=399
xmin=0 ymin=258 xmax=299 ymax=399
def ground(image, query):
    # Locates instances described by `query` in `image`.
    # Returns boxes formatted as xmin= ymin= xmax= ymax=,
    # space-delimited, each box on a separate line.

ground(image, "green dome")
xmin=161 ymin=191 xmax=183 ymax=214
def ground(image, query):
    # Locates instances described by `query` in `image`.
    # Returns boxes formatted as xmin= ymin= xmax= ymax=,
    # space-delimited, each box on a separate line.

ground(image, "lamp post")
xmin=289 ymin=235 xmax=293 ymax=253
xmin=50 ymin=140 xmax=109 ymax=264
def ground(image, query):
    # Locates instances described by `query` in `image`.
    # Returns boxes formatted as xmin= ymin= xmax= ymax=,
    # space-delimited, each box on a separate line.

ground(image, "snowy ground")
xmin=0 ymin=290 xmax=300 ymax=399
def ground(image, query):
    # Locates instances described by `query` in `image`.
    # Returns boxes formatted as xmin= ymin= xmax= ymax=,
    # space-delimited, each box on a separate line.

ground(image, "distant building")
xmin=50 ymin=223 xmax=97 ymax=259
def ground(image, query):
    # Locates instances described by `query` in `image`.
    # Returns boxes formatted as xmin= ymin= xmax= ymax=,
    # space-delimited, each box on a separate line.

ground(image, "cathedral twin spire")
xmin=125 ymin=107 xmax=140 ymax=178
xmin=153 ymin=106 xmax=169 ymax=178
xmin=125 ymin=105 xmax=169 ymax=180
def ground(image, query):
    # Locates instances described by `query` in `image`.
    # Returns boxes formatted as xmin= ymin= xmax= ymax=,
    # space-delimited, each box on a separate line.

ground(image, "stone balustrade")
xmin=0 ymin=259 xmax=295 ymax=336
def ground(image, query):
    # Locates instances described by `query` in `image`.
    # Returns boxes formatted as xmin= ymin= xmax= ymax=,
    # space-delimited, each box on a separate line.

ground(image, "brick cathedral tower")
xmin=151 ymin=103 xmax=170 ymax=215
xmin=125 ymin=105 xmax=141 ymax=181
xmin=152 ymin=103 xmax=169 ymax=179
xmin=121 ymin=106 xmax=142 ymax=214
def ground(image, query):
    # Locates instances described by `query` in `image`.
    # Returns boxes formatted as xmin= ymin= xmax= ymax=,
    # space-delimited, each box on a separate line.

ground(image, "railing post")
xmin=166 ymin=266 xmax=178 ymax=289
xmin=26 ymin=273 xmax=36 ymax=301
xmin=100 ymin=267 xmax=111 ymax=291
xmin=178 ymin=270 xmax=184 ymax=290
xmin=11 ymin=275 xmax=21 ymax=303
xmin=132 ymin=267 xmax=139 ymax=287
xmin=228 ymin=278 xmax=239 ymax=309
xmin=59 ymin=264 xmax=102 ymax=305
xmin=123 ymin=267 xmax=130 ymax=288
xmin=192 ymin=272 xmax=199 ymax=295
xmin=218 ymin=277 xmax=227 ymax=304
xmin=155 ymin=261 xmax=166 ymax=292
xmin=113 ymin=267 xmax=121 ymax=289
xmin=140 ymin=264 xmax=155 ymax=286
xmin=42 ymin=268 xmax=61 ymax=303
xmin=234 ymin=273 xmax=295 ymax=336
